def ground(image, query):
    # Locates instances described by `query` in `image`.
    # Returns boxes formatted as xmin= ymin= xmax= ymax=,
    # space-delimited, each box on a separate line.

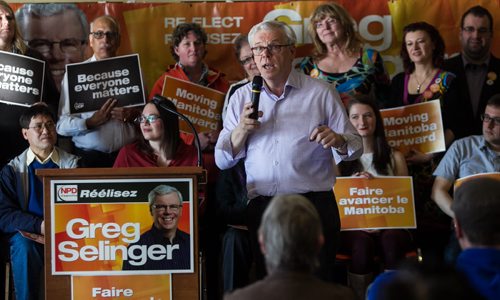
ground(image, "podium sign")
xmin=38 ymin=167 xmax=203 ymax=300
xmin=51 ymin=178 xmax=194 ymax=275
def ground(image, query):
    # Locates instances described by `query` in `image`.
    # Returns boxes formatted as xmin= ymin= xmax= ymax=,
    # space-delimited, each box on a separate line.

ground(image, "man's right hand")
xmin=230 ymin=102 xmax=262 ymax=154
xmin=85 ymin=98 xmax=117 ymax=129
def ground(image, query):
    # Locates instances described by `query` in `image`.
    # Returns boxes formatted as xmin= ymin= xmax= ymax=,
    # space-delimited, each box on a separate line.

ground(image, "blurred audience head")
xmin=259 ymin=194 xmax=323 ymax=274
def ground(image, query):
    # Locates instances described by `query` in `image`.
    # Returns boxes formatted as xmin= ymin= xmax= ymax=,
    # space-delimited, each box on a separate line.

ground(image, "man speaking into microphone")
xmin=215 ymin=21 xmax=362 ymax=282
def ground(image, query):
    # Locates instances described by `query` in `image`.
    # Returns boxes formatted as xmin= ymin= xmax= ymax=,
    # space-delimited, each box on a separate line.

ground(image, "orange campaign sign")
xmin=51 ymin=178 xmax=194 ymax=275
xmin=333 ymin=176 xmax=416 ymax=230
xmin=380 ymin=100 xmax=445 ymax=155
xmin=162 ymin=75 xmax=225 ymax=133
xmin=72 ymin=274 xmax=171 ymax=300
xmin=454 ymin=172 xmax=500 ymax=190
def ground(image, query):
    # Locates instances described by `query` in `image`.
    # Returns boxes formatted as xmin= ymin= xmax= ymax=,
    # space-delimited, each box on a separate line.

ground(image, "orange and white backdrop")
xmin=11 ymin=0 xmax=500 ymax=91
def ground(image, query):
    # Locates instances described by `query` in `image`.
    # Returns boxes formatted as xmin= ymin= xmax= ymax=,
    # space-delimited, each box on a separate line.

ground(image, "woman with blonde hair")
xmin=298 ymin=3 xmax=390 ymax=107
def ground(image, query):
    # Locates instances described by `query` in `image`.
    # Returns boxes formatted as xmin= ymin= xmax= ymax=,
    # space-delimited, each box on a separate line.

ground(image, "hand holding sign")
xmin=405 ymin=148 xmax=434 ymax=165
xmin=85 ymin=98 xmax=117 ymax=129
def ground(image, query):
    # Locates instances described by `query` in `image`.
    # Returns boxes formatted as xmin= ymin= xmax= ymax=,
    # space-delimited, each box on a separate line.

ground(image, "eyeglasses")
xmin=481 ymin=114 xmax=500 ymax=126
xmin=462 ymin=26 xmax=490 ymax=35
xmin=90 ymin=31 xmax=119 ymax=40
xmin=152 ymin=204 xmax=182 ymax=212
xmin=26 ymin=39 xmax=86 ymax=55
xmin=240 ymin=56 xmax=254 ymax=65
xmin=251 ymin=44 xmax=292 ymax=56
xmin=27 ymin=122 xmax=56 ymax=132
xmin=135 ymin=114 xmax=161 ymax=124
xmin=315 ymin=18 xmax=338 ymax=29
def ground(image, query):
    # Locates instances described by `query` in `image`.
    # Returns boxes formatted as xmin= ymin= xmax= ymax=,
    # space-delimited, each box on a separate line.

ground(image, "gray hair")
xmin=15 ymin=3 xmax=89 ymax=40
xmin=148 ymin=185 xmax=183 ymax=207
xmin=90 ymin=15 xmax=121 ymax=34
xmin=248 ymin=20 xmax=296 ymax=47
xmin=259 ymin=194 xmax=322 ymax=273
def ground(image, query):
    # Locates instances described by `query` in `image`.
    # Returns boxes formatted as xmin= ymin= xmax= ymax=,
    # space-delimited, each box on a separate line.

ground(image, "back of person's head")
xmin=19 ymin=104 xmax=55 ymax=128
xmin=371 ymin=262 xmax=483 ymax=300
xmin=460 ymin=5 xmax=493 ymax=33
xmin=452 ymin=177 xmax=500 ymax=247
xmin=259 ymin=194 xmax=323 ymax=273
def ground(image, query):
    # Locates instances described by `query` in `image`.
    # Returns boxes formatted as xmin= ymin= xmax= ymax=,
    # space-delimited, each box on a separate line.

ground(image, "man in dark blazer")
xmin=444 ymin=5 xmax=500 ymax=139
xmin=224 ymin=194 xmax=355 ymax=300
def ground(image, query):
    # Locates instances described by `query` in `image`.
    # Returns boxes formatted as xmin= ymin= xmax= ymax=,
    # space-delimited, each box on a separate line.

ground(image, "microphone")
xmin=249 ymin=75 xmax=263 ymax=120
xmin=152 ymin=95 xmax=202 ymax=168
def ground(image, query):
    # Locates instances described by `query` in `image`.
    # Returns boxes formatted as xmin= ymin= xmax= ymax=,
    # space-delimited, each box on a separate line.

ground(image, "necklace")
xmin=414 ymin=71 xmax=433 ymax=94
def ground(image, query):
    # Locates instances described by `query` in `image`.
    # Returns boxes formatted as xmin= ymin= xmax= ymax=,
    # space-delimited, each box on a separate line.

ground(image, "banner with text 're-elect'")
xmin=381 ymin=100 xmax=445 ymax=155
xmin=334 ymin=176 xmax=416 ymax=230
xmin=66 ymin=54 xmax=145 ymax=114
xmin=162 ymin=75 xmax=225 ymax=133
xmin=0 ymin=51 xmax=44 ymax=107
xmin=72 ymin=274 xmax=171 ymax=300
xmin=51 ymin=178 xmax=194 ymax=275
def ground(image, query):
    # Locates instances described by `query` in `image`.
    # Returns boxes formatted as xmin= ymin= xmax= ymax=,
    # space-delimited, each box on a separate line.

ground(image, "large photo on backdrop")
xmin=11 ymin=0 xmax=500 ymax=91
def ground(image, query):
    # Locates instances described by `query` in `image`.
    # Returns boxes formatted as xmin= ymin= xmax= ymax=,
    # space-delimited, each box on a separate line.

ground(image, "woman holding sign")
xmin=338 ymin=96 xmax=413 ymax=300
xmin=388 ymin=22 xmax=459 ymax=264
xmin=0 ymin=1 xmax=59 ymax=167
xmin=113 ymin=98 xmax=197 ymax=167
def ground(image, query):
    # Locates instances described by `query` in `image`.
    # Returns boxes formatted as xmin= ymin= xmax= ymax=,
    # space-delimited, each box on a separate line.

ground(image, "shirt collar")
xmin=480 ymin=138 xmax=500 ymax=155
xmin=462 ymin=53 xmax=490 ymax=68
xmin=27 ymin=147 xmax=60 ymax=165
xmin=177 ymin=62 xmax=208 ymax=85
xmin=262 ymin=69 xmax=301 ymax=98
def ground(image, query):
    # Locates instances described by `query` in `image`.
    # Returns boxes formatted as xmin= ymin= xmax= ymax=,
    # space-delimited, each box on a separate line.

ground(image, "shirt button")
xmin=274 ymin=161 xmax=279 ymax=166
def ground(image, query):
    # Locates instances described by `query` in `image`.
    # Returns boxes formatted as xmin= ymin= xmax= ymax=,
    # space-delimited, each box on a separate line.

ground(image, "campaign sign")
xmin=454 ymin=172 xmax=500 ymax=190
xmin=66 ymin=54 xmax=145 ymax=114
xmin=380 ymin=100 xmax=445 ymax=155
xmin=162 ymin=76 xmax=225 ymax=133
xmin=72 ymin=274 xmax=171 ymax=300
xmin=334 ymin=177 xmax=416 ymax=230
xmin=0 ymin=50 xmax=44 ymax=107
xmin=51 ymin=178 xmax=194 ymax=275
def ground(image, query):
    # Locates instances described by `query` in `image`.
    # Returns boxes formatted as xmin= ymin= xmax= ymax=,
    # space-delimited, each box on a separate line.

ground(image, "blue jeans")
xmin=9 ymin=232 xmax=44 ymax=300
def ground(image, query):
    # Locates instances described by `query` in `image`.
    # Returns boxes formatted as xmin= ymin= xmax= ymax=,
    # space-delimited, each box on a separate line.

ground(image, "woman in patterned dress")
xmin=298 ymin=2 xmax=390 ymax=108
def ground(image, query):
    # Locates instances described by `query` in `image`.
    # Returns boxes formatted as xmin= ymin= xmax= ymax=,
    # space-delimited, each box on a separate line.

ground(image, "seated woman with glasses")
xmin=113 ymin=99 xmax=197 ymax=167
xmin=297 ymin=3 xmax=390 ymax=108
